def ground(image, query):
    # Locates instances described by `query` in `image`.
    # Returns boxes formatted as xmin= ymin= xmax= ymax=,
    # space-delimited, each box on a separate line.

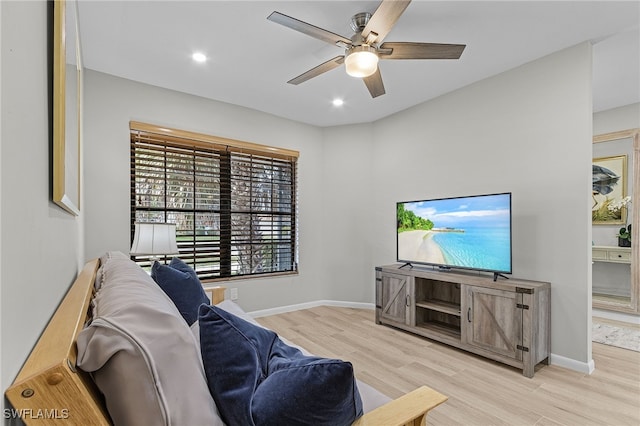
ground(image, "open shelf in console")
xmin=414 ymin=277 xmax=461 ymax=315
xmin=414 ymin=277 xmax=462 ymax=340
xmin=415 ymin=300 xmax=460 ymax=316
xmin=415 ymin=308 xmax=461 ymax=340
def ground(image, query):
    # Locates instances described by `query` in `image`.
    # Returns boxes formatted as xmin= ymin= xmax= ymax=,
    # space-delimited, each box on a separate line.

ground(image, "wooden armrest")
xmin=352 ymin=386 xmax=447 ymax=426
xmin=5 ymin=259 xmax=111 ymax=425
xmin=203 ymin=286 xmax=226 ymax=304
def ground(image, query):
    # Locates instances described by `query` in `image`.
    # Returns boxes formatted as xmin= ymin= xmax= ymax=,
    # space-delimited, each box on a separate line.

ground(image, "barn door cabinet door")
xmin=460 ymin=283 xmax=550 ymax=378
xmin=376 ymin=269 xmax=413 ymax=326
xmin=461 ymin=286 xmax=523 ymax=361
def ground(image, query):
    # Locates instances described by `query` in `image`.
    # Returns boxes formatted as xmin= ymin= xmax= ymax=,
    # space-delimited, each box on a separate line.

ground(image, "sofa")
xmin=4 ymin=252 xmax=447 ymax=425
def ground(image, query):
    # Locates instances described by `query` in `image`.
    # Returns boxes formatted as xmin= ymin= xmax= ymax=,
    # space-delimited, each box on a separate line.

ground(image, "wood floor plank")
xmin=257 ymin=306 xmax=640 ymax=426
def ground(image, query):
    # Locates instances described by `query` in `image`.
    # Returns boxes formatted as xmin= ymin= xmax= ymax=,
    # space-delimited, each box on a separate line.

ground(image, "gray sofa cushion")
xmin=77 ymin=251 xmax=223 ymax=426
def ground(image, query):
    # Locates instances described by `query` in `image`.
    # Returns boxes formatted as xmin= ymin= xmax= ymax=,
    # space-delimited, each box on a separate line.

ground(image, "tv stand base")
xmin=493 ymin=272 xmax=509 ymax=281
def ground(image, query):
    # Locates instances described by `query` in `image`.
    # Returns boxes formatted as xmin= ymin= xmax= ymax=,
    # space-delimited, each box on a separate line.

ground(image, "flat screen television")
xmin=396 ymin=192 xmax=512 ymax=279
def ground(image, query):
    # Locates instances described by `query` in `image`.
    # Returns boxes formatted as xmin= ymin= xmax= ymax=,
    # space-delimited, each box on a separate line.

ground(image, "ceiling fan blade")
xmin=268 ymin=11 xmax=352 ymax=47
xmin=363 ymin=68 xmax=385 ymax=98
xmin=362 ymin=0 xmax=411 ymax=44
xmin=287 ymin=56 xmax=345 ymax=85
xmin=379 ymin=42 xmax=466 ymax=59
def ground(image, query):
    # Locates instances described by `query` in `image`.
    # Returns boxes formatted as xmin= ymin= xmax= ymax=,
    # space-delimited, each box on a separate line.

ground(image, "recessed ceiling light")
xmin=332 ymin=98 xmax=344 ymax=107
xmin=192 ymin=52 xmax=207 ymax=63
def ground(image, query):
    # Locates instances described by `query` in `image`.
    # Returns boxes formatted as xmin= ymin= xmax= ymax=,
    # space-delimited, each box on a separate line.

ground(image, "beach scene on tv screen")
xmin=397 ymin=194 xmax=511 ymax=272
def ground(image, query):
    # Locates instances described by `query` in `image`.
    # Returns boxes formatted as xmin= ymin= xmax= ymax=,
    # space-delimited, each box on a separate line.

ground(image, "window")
xmin=130 ymin=122 xmax=298 ymax=280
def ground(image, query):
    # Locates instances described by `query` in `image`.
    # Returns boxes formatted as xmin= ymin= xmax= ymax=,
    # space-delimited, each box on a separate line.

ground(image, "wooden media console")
xmin=375 ymin=264 xmax=551 ymax=378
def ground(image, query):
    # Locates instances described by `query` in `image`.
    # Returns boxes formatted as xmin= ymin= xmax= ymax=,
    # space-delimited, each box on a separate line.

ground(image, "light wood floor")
xmin=257 ymin=306 xmax=640 ymax=426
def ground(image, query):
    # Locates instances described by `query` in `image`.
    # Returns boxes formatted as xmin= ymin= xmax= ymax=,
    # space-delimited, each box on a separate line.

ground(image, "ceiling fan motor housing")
xmin=350 ymin=12 xmax=372 ymax=33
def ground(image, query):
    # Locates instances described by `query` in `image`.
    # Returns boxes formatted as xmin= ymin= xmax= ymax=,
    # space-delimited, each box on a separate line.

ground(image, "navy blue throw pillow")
xmin=151 ymin=257 xmax=209 ymax=325
xmin=198 ymin=304 xmax=363 ymax=426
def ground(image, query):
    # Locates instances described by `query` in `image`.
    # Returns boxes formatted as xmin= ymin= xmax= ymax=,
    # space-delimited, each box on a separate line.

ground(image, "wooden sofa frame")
xmin=5 ymin=259 xmax=447 ymax=425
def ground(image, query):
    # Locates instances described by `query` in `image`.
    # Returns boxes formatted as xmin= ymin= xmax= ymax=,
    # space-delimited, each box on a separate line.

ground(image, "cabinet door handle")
xmin=467 ymin=307 xmax=472 ymax=322
xmin=406 ymin=295 xmax=410 ymax=307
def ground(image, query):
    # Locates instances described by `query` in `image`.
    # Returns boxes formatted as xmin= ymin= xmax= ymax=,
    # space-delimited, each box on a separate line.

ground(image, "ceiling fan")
xmin=267 ymin=0 xmax=466 ymax=98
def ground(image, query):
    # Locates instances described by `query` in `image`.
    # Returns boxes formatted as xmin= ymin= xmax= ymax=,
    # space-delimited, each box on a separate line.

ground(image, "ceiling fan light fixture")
xmin=192 ymin=52 xmax=207 ymax=63
xmin=345 ymin=45 xmax=379 ymax=78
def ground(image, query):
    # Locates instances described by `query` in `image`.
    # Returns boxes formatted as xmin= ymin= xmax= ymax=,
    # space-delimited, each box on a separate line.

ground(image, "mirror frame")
xmin=592 ymin=128 xmax=639 ymax=314
xmin=53 ymin=0 xmax=82 ymax=215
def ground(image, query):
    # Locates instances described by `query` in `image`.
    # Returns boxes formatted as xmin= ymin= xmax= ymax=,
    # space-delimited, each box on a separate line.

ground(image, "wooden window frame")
xmin=130 ymin=121 xmax=299 ymax=282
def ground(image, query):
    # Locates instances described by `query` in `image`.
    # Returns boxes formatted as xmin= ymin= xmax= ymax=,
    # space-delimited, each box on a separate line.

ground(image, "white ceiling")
xmin=77 ymin=1 xmax=640 ymax=128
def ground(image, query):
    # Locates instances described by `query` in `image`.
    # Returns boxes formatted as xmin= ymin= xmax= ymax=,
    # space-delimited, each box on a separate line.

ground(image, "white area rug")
xmin=592 ymin=320 xmax=640 ymax=352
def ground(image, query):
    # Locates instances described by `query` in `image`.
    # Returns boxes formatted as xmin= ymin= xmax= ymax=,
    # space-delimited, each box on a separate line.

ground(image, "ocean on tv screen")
xmin=397 ymin=194 xmax=511 ymax=272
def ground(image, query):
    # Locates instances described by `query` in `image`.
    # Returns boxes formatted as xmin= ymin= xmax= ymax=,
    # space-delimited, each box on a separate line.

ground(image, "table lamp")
xmin=130 ymin=222 xmax=179 ymax=262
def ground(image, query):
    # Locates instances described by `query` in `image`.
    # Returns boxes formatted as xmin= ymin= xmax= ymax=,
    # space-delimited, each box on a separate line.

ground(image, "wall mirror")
xmin=592 ymin=129 xmax=639 ymax=314
xmin=53 ymin=0 xmax=82 ymax=215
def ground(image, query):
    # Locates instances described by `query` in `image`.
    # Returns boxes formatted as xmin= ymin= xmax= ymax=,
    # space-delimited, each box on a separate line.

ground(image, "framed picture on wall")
xmin=592 ymin=155 xmax=627 ymax=225
xmin=52 ymin=0 xmax=82 ymax=216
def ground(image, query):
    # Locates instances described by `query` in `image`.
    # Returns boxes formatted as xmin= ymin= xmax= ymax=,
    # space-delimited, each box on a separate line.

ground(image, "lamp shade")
xmin=345 ymin=45 xmax=379 ymax=78
xmin=130 ymin=223 xmax=179 ymax=256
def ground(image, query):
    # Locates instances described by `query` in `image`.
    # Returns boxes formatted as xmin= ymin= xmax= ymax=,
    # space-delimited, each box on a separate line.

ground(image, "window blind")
xmin=130 ymin=123 xmax=298 ymax=280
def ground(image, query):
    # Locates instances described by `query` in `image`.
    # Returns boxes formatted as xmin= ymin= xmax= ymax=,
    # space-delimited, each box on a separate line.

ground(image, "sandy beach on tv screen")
xmin=398 ymin=230 xmax=445 ymax=264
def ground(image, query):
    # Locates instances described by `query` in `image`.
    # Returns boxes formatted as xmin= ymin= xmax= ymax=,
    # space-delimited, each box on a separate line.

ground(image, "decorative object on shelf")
xmin=617 ymin=224 xmax=632 ymax=247
xmin=592 ymin=155 xmax=628 ymax=225
xmin=608 ymin=195 xmax=632 ymax=216
xmin=130 ymin=222 xmax=179 ymax=262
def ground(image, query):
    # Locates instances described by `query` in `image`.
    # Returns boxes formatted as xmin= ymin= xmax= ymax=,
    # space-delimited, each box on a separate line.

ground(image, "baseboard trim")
xmin=248 ymin=300 xmax=375 ymax=318
xmin=249 ymin=300 xmax=593 ymax=375
xmin=593 ymin=309 xmax=640 ymax=325
xmin=549 ymin=353 xmax=595 ymax=375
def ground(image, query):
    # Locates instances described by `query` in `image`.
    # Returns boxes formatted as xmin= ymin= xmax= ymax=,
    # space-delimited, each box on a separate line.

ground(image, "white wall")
xmin=320 ymin=124 xmax=376 ymax=302
xmin=594 ymin=103 xmax=640 ymax=135
xmin=83 ymin=70 xmax=328 ymax=311
xmin=1 ymin=0 xmax=84 ymax=416
xmin=322 ymin=43 xmax=594 ymax=366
